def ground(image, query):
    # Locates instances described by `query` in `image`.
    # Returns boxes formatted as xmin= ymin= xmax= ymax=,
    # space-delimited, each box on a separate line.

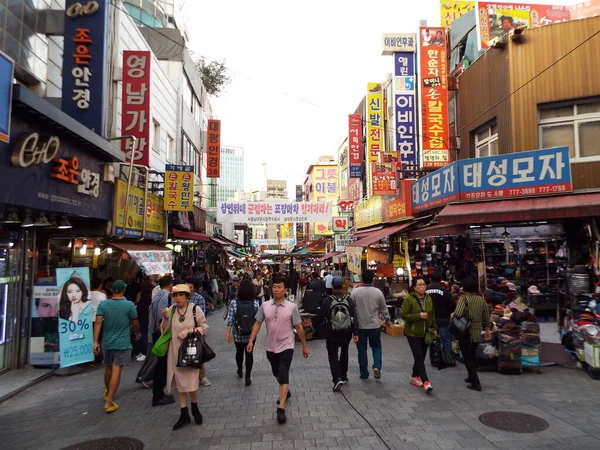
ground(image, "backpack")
xmin=328 ymin=295 xmax=352 ymax=332
xmin=234 ymin=300 xmax=255 ymax=336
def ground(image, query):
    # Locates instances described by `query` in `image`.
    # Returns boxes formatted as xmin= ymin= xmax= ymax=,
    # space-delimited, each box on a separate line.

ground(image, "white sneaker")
xmin=136 ymin=354 xmax=146 ymax=362
xmin=409 ymin=376 xmax=423 ymax=387
xmin=200 ymin=377 xmax=212 ymax=386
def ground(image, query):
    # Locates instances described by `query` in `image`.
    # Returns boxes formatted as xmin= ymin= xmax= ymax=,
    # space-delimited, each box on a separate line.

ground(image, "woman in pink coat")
xmin=160 ymin=284 xmax=209 ymax=430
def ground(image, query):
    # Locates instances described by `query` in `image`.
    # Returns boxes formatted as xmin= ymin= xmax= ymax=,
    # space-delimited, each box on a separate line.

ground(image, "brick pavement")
xmin=1 ymin=310 xmax=600 ymax=450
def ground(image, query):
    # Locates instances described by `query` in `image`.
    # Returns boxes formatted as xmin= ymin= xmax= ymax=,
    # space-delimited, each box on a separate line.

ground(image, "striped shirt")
xmin=454 ymin=294 xmax=491 ymax=343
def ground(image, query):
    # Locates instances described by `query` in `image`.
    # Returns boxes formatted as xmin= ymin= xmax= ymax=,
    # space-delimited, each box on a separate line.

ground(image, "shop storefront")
xmin=0 ymin=86 xmax=124 ymax=371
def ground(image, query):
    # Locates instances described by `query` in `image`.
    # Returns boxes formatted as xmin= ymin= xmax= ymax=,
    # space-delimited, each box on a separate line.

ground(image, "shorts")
xmin=103 ymin=349 xmax=131 ymax=367
xmin=266 ymin=349 xmax=294 ymax=385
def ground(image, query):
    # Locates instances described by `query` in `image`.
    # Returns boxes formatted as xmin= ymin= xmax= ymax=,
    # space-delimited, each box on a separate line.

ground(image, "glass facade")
xmin=217 ymin=146 xmax=244 ymax=202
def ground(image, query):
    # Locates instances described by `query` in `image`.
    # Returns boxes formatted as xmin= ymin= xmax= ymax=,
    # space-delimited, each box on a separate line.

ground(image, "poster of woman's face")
xmin=57 ymin=270 xmax=91 ymax=322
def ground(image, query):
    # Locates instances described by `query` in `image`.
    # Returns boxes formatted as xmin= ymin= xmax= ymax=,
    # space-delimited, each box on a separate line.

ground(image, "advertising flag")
xmin=165 ymin=165 xmax=195 ymax=211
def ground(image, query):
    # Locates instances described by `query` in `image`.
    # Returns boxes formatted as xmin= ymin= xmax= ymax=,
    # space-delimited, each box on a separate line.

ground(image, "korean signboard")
xmin=62 ymin=0 xmax=109 ymax=135
xmin=419 ymin=27 xmax=450 ymax=169
xmin=348 ymin=177 xmax=362 ymax=201
xmin=332 ymin=217 xmax=350 ymax=233
xmin=347 ymin=246 xmax=363 ymax=274
xmin=113 ymin=179 xmax=165 ymax=240
xmin=476 ymin=2 xmax=571 ymax=50
xmin=217 ymin=201 xmax=333 ymax=224
xmin=165 ymin=165 xmax=194 ymax=211
xmin=251 ymin=238 xmax=297 ymax=246
xmin=571 ymin=0 xmax=600 ymax=19
xmin=458 ymin=147 xmax=572 ymax=201
xmin=312 ymin=165 xmax=338 ymax=235
xmin=0 ymin=51 xmax=14 ymax=143
xmin=207 ymin=120 xmax=221 ymax=177
xmin=411 ymin=161 xmax=460 ymax=212
xmin=366 ymin=83 xmax=384 ymax=164
xmin=348 ymin=114 xmax=363 ymax=178
xmin=354 ymin=196 xmax=383 ymax=229
xmin=372 ymin=162 xmax=397 ymax=196
xmin=382 ymin=33 xmax=417 ymax=55
xmin=383 ymin=179 xmax=414 ymax=222
xmin=394 ymin=51 xmax=418 ymax=173
xmin=441 ymin=1 xmax=476 ymax=28
xmin=335 ymin=233 xmax=356 ymax=252
xmin=121 ymin=50 xmax=151 ymax=167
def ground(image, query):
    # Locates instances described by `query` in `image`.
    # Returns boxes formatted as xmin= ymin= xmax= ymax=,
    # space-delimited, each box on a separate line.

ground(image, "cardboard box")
xmin=584 ymin=342 xmax=600 ymax=368
xmin=386 ymin=324 xmax=405 ymax=336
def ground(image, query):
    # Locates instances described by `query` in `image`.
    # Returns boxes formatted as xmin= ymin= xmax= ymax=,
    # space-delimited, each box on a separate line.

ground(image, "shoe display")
xmin=410 ymin=376 xmax=423 ymax=387
xmin=277 ymin=407 xmax=287 ymax=424
xmin=423 ymin=381 xmax=433 ymax=394
xmin=200 ymin=377 xmax=212 ymax=386
xmin=373 ymin=368 xmax=381 ymax=379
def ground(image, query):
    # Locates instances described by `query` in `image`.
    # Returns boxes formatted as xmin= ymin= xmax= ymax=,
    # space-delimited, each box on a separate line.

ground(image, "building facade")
xmin=217 ymin=146 xmax=244 ymax=202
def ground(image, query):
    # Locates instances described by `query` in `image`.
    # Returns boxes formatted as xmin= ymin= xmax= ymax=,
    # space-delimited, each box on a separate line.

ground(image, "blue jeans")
xmin=438 ymin=326 xmax=453 ymax=355
xmin=357 ymin=328 xmax=382 ymax=378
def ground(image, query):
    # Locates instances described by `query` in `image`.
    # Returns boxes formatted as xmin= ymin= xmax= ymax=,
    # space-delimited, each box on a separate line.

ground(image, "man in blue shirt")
xmin=187 ymin=278 xmax=207 ymax=314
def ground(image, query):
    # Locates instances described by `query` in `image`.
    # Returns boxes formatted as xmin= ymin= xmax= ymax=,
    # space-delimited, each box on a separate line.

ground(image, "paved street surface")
xmin=1 ymin=311 xmax=600 ymax=450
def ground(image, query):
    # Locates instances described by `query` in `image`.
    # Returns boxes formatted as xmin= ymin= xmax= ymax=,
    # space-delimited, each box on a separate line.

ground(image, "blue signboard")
xmin=458 ymin=147 xmax=572 ymax=201
xmin=393 ymin=52 xmax=418 ymax=172
xmin=411 ymin=162 xmax=459 ymax=212
xmin=0 ymin=51 xmax=14 ymax=143
xmin=61 ymin=0 xmax=109 ymax=135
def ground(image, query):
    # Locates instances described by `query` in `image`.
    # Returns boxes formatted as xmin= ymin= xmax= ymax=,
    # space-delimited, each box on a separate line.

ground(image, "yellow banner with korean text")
xmin=113 ymin=179 xmax=165 ymax=240
xmin=165 ymin=164 xmax=194 ymax=211
xmin=440 ymin=1 xmax=475 ymax=29
xmin=354 ymin=196 xmax=383 ymax=229
xmin=312 ymin=165 xmax=338 ymax=235
xmin=367 ymin=82 xmax=384 ymax=164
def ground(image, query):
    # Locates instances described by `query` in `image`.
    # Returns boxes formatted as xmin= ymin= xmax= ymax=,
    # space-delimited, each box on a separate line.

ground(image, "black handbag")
xmin=177 ymin=332 xmax=203 ymax=368
xmin=449 ymin=296 xmax=472 ymax=341
xmin=199 ymin=335 xmax=216 ymax=364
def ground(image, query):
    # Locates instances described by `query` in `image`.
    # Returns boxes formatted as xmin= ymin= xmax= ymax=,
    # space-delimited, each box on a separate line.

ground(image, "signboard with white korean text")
xmin=251 ymin=238 xmax=297 ymax=246
xmin=458 ymin=147 xmax=572 ymax=201
xmin=394 ymin=51 xmax=417 ymax=175
xmin=121 ymin=50 xmax=151 ymax=167
xmin=372 ymin=162 xmax=397 ymax=196
xmin=0 ymin=51 xmax=14 ymax=143
xmin=217 ymin=202 xmax=332 ymax=224
xmin=335 ymin=233 xmax=356 ymax=252
xmin=207 ymin=120 xmax=221 ymax=178
xmin=165 ymin=165 xmax=194 ymax=211
xmin=62 ymin=0 xmax=109 ymax=135
xmin=411 ymin=162 xmax=459 ymax=212
xmin=348 ymin=114 xmax=363 ymax=178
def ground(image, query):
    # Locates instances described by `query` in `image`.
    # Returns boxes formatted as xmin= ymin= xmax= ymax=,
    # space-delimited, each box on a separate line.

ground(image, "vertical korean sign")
xmin=394 ymin=51 xmax=417 ymax=174
xmin=348 ymin=114 xmax=363 ymax=178
xmin=440 ymin=1 xmax=476 ymax=28
xmin=57 ymin=268 xmax=94 ymax=368
xmin=0 ymin=51 xmax=13 ymax=143
xmin=62 ymin=0 xmax=109 ymax=135
xmin=367 ymin=82 xmax=384 ymax=196
xmin=165 ymin=165 xmax=195 ymax=211
xmin=122 ymin=51 xmax=151 ymax=167
xmin=207 ymin=120 xmax=221 ymax=178
xmin=313 ymin=166 xmax=338 ymax=235
xmin=419 ymin=27 xmax=449 ymax=169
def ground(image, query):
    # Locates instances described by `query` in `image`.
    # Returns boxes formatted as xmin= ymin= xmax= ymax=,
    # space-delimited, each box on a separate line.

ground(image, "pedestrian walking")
xmin=401 ymin=276 xmax=438 ymax=394
xmin=161 ymin=284 xmax=209 ymax=430
xmin=452 ymin=277 xmax=492 ymax=391
xmin=312 ymin=276 xmax=357 ymax=391
xmin=323 ymin=271 xmax=334 ymax=296
xmin=93 ymin=280 xmax=140 ymax=413
xmin=253 ymin=271 xmax=265 ymax=305
xmin=148 ymin=275 xmax=175 ymax=406
xmin=350 ymin=270 xmax=390 ymax=380
xmin=427 ymin=271 xmax=456 ymax=355
xmin=187 ymin=277 xmax=211 ymax=387
xmin=226 ymin=279 xmax=259 ymax=386
xmin=247 ymin=275 xmax=309 ymax=424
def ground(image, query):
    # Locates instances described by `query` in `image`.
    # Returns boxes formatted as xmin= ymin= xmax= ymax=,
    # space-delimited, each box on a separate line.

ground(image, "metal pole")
xmin=122 ymin=137 xmax=138 ymax=238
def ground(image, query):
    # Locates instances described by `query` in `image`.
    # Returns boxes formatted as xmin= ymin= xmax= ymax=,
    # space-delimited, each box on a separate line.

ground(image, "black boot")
xmin=173 ymin=407 xmax=191 ymax=430
xmin=191 ymin=402 xmax=203 ymax=425
xmin=277 ymin=407 xmax=286 ymax=424
xmin=237 ymin=368 xmax=243 ymax=378
xmin=245 ymin=376 xmax=252 ymax=386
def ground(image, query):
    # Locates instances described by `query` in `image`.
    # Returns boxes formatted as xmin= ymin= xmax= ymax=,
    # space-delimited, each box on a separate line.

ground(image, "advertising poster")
xmin=207 ymin=119 xmax=221 ymax=178
xmin=348 ymin=114 xmax=363 ymax=178
xmin=347 ymin=246 xmax=364 ymax=274
xmin=440 ymin=1 xmax=476 ymax=28
xmin=57 ymin=267 xmax=94 ymax=368
xmin=477 ymin=2 xmax=571 ymax=50
xmin=372 ymin=162 xmax=397 ymax=196
xmin=29 ymin=285 xmax=59 ymax=366
xmin=113 ymin=179 xmax=165 ymax=240
xmin=165 ymin=164 xmax=194 ymax=211
xmin=312 ymin=165 xmax=338 ymax=235
xmin=394 ymin=51 xmax=418 ymax=174
xmin=419 ymin=26 xmax=450 ymax=169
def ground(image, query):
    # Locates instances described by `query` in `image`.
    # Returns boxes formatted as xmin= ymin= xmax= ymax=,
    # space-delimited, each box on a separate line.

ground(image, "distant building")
xmin=266 ymin=179 xmax=288 ymax=199
xmin=217 ymin=146 xmax=245 ymax=202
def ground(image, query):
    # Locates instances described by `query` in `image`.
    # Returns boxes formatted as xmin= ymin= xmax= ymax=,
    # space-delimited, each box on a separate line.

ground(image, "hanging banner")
xmin=366 ymin=82 xmax=384 ymax=164
xmin=394 ymin=51 xmax=417 ymax=173
xmin=121 ymin=50 xmax=151 ymax=167
xmin=61 ymin=0 xmax=109 ymax=135
xmin=57 ymin=268 xmax=93 ymax=368
xmin=165 ymin=164 xmax=194 ymax=211
xmin=0 ymin=51 xmax=14 ymax=143
xmin=476 ymin=2 xmax=571 ymax=50
xmin=218 ymin=201 xmax=332 ymax=224
xmin=419 ymin=27 xmax=450 ymax=169
xmin=347 ymin=246 xmax=363 ymax=274
xmin=207 ymin=119 xmax=221 ymax=178
xmin=113 ymin=179 xmax=165 ymax=240
xmin=251 ymin=238 xmax=297 ymax=246
xmin=30 ymin=285 xmax=60 ymax=366
xmin=440 ymin=1 xmax=476 ymax=28
xmin=128 ymin=250 xmax=173 ymax=276
xmin=348 ymin=114 xmax=363 ymax=178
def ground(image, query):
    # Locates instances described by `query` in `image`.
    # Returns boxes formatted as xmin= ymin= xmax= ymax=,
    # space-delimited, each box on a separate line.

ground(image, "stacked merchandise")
xmin=407 ymin=236 xmax=467 ymax=281
xmin=520 ymin=321 xmax=543 ymax=373
xmin=497 ymin=329 xmax=523 ymax=374
xmin=582 ymin=324 xmax=600 ymax=379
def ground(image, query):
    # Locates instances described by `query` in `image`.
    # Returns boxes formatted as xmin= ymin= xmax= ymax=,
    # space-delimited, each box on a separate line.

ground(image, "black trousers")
xmin=406 ymin=336 xmax=430 ymax=383
xmin=459 ymin=340 xmax=481 ymax=387
xmin=235 ymin=341 xmax=254 ymax=377
xmin=152 ymin=330 xmax=168 ymax=401
xmin=326 ymin=339 xmax=350 ymax=382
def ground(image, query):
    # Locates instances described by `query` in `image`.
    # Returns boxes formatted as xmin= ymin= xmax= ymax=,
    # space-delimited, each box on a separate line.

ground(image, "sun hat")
xmin=172 ymin=284 xmax=191 ymax=295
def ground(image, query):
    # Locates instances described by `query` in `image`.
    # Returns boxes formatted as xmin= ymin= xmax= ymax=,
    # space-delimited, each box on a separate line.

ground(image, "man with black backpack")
xmin=312 ymin=277 xmax=357 ymax=392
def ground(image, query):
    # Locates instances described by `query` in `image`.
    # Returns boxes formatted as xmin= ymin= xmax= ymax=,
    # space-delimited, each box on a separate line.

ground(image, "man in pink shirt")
xmin=247 ymin=275 xmax=309 ymax=424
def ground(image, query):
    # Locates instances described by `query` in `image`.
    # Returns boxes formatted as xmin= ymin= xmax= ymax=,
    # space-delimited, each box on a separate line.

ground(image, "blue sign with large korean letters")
xmin=61 ymin=0 xmax=109 ymax=135
xmin=458 ymin=147 xmax=572 ymax=201
xmin=394 ymin=52 xmax=417 ymax=171
xmin=411 ymin=161 xmax=459 ymax=212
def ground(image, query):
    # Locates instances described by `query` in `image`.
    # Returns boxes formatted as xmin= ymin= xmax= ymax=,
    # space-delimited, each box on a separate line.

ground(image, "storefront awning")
xmin=352 ymin=226 xmax=384 ymax=238
xmin=211 ymin=234 xmax=243 ymax=247
xmin=408 ymin=223 xmax=467 ymax=239
xmin=437 ymin=192 xmax=600 ymax=225
xmin=226 ymin=249 xmax=244 ymax=261
xmin=314 ymin=252 xmax=342 ymax=263
xmin=172 ymin=229 xmax=210 ymax=241
xmin=107 ymin=241 xmax=173 ymax=276
xmin=347 ymin=221 xmax=414 ymax=248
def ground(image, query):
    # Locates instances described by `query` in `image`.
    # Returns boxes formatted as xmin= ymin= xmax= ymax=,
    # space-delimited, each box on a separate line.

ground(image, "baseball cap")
xmin=112 ymin=280 xmax=127 ymax=293
xmin=232 ymin=275 xmax=240 ymax=281
xmin=332 ymin=276 xmax=343 ymax=289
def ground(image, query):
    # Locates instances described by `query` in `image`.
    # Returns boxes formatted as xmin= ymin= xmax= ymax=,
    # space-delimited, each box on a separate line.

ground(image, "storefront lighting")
xmin=21 ymin=214 xmax=34 ymax=228
xmin=3 ymin=211 xmax=20 ymax=223
xmin=174 ymin=245 xmax=182 ymax=253
xmin=58 ymin=217 xmax=73 ymax=229
xmin=106 ymin=247 xmax=113 ymax=254
xmin=34 ymin=213 xmax=50 ymax=227
xmin=396 ymin=267 xmax=404 ymax=276
xmin=94 ymin=247 xmax=101 ymax=256
xmin=80 ymin=241 xmax=87 ymax=255
xmin=9 ymin=242 xmax=14 ymax=248
xmin=68 ymin=240 xmax=72 ymax=248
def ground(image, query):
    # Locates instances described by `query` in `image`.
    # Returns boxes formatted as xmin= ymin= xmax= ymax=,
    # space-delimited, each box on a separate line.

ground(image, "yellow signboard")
xmin=354 ymin=196 xmax=383 ymax=229
xmin=165 ymin=164 xmax=194 ymax=211
xmin=347 ymin=247 xmax=363 ymax=274
xmin=440 ymin=1 xmax=476 ymax=29
xmin=312 ymin=165 xmax=338 ymax=235
xmin=113 ymin=179 xmax=165 ymax=240
xmin=366 ymin=82 xmax=384 ymax=164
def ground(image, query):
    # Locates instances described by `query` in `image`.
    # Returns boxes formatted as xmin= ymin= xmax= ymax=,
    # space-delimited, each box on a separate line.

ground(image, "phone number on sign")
xmin=461 ymin=184 xmax=570 ymax=200
xmin=62 ymin=343 xmax=93 ymax=359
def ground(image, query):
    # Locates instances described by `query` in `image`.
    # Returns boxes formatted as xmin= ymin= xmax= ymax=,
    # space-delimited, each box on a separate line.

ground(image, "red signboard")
xmin=419 ymin=27 xmax=449 ymax=169
xmin=383 ymin=179 xmax=413 ymax=222
xmin=121 ymin=50 xmax=151 ymax=167
xmin=372 ymin=162 xmax=397 ymax=196
xmin=348 ymin=114 xmax=363 ymax=178
xmin=207 ymin=119 xmax=221 ymax=178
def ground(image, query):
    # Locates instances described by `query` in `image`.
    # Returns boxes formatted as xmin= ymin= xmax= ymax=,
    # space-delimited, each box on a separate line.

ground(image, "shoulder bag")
xmin=177 ymin=306 xmax=217 ymax=368
xmin=449 ymin=296 xmax=471 ymax=341
xmin=151 ymin=306 xmax=175 ymax=357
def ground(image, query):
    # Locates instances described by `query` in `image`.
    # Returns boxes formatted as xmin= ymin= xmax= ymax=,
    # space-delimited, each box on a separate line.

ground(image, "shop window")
xmin=474 ymin=123 xmax=498 ymax=158
xmin=152 ymin=120 xmax=161 ymax=154
xmin=167 ymin=134 xmax=175 ymax=163
xmin=539 ymin=100 xmax=600 ymax=162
